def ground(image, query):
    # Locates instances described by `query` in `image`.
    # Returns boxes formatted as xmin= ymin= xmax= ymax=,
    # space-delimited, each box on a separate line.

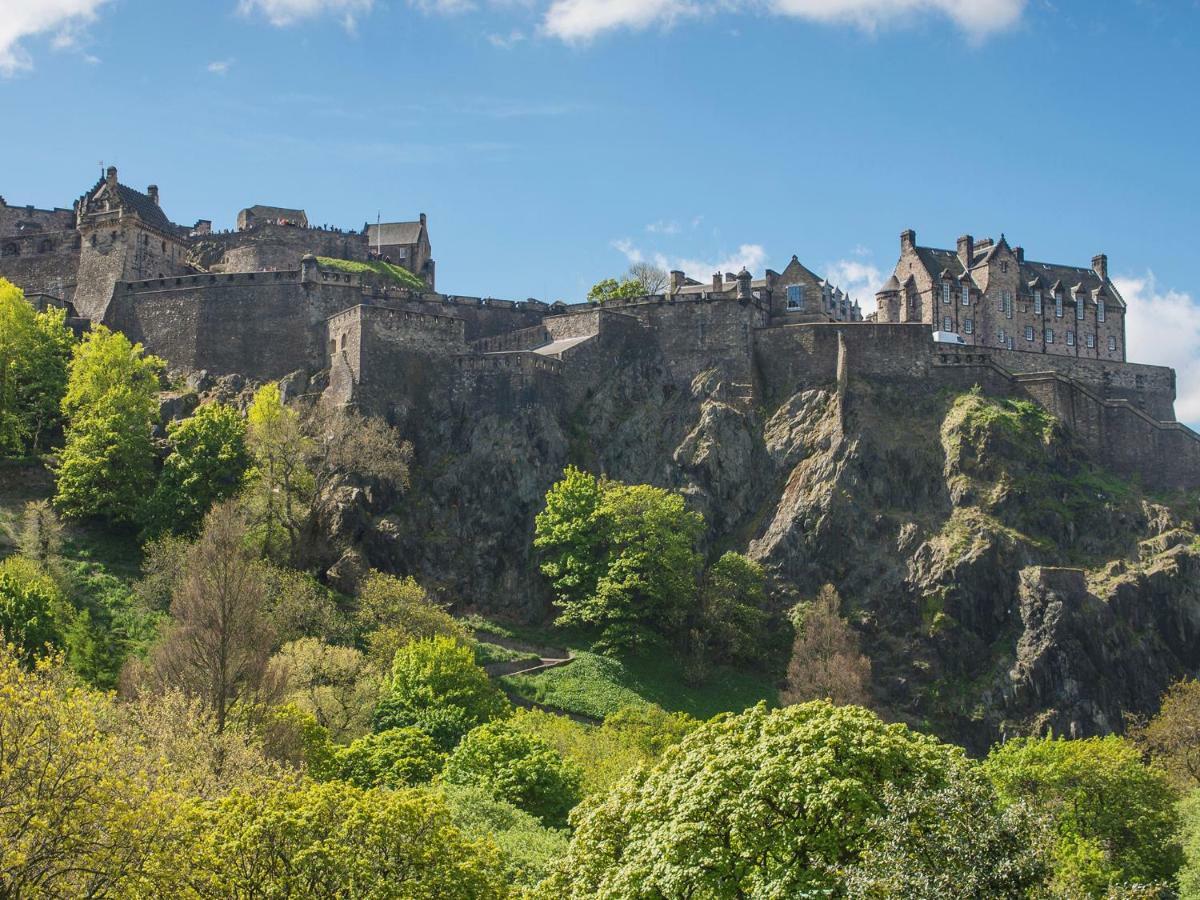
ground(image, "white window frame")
xmin=943 ymin=316 xmax=953 ymax=331
xmin=1108 ymin=335 xmax=1117 ymax=351
xmin=1034 ymin=291 xmax=1043 ymax=315
xmin=1076 ymin=295 xmax=1085 ymax=320
xmin=964 ymin=318 xmax=974 ymax=334
xmin=942 ymin=282 xmax=951 ymax=304
xmin=1025 ymin=325 xmax=1034 ymax=341
xmin=961 ymin=285 xmax=970 ymax=306
xmin=1055 ymin=292 xmax=1063 ymax=318
xmin=1046 ymin=328 xmax=1055 ymax=344
xmin=1098 ymin=299 xmax=1106 ymax=323
xmin=1086 ymin=333 xmax=1095 ymax=349
xmin=1066 ymin=330 xmax=1075 ymax=346
xmin=997 ymin=328 xmax=1007 ymax=343
xmin=786 ymin=284 xmax=804 ymax=311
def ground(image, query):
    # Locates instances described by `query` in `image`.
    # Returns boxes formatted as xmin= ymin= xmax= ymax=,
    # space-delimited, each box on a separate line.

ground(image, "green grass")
xmin=501 ymin=648 xmax=778 ymax=721
xmin=475 ymin=641 xmax=537 ymax=666
xmin=316 ymin=256 xmax=427 ymax=291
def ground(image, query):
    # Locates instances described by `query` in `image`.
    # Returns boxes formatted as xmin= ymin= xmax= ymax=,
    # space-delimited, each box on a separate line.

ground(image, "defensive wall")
xmin=189 ymin=223 xmax=370 ymax=273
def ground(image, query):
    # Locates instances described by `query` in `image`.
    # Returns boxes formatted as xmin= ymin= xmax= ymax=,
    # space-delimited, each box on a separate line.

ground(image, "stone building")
xmin=667 ymin=255 xmax=863 ymax=323
xmin=72 ymin=167 xmax=190 ymax=321
xmin=876 ymin=229 xmax=1125 ymax=361
xmin=365 ymin=215 xmax=435 ymax=288
xmin=237 ymin=205 xmax=308 ymax=230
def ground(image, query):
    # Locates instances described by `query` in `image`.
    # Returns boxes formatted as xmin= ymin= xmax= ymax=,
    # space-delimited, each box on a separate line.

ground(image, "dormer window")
xmin=942 ymin=282 xmax=951 ymax=304
xmin=1055 ymin=292 xmax=1063 ymax=318
xmin=786 ymin=284 xmax=804 ymax=311
xmin=1098 ymin=299 xmax=1106 ymax=323
xmin=1034 ymin=290 xmax=1043 ymax=315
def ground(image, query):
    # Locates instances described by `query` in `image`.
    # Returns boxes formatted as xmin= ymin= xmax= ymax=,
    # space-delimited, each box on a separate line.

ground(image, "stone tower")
xmin=73 ymin=166 xmax=188 ymax=321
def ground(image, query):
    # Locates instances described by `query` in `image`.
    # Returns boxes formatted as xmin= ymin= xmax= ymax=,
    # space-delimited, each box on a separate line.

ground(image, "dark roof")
xmin=113 ymin=184 xmax=173 ymax=232
xmin=367 ymin=221 xmax=424 ymax=246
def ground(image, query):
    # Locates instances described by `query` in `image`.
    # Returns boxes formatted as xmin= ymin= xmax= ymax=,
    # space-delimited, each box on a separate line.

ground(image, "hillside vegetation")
xmin=316 ymin=256 xmax=428 ymax=290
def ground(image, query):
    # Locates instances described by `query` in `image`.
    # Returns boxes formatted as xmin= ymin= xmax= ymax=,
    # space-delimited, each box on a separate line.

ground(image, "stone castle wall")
xmin=189 ymin=224 xmax=369 ymax=273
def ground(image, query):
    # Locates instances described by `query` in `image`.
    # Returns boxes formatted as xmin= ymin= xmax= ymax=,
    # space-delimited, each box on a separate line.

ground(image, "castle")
xmin=2 ymin=166 xmax=1197 ymax=490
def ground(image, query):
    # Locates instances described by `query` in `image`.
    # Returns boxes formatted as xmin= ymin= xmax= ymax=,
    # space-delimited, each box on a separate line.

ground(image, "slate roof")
xmin=367 ymin=221 xmax=424 ymax=246
xmin=84 ymin=177 xmax=175 ymax=233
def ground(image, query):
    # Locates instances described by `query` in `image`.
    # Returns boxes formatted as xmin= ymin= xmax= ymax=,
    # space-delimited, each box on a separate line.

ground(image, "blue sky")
xmin=3 ymin=0 xmax=1199 ymax=421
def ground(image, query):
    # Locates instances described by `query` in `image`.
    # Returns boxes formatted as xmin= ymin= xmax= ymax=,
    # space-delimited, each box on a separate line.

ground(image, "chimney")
xmin=105 ymin=166 xmax=118 ymax=188
xmin=669 ymin=270 xmax=685 ymax=295
xmin=147 ymin=185 xmax=159 ymax=206
xmin=712 ymin=273 xmax=722 ymax=293
xmin=1014 ymin=246 xmax=1025 ymax=264
xmin=900 ymin=228 xmax=916 ymax=253
xmin=957 ymin=234 xmax=974 ymax=269
xmin=419 ymin=212 xmax=427 ymax=227
xmin=724 ymin=272 xmax=736 ymax=283
xmin=1092 ymin=253 xmax=1108 ymax=281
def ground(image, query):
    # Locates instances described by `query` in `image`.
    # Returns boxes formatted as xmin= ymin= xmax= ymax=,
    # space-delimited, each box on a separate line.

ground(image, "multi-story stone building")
xmin=876 ymin=230 xmax=1126 ymax=361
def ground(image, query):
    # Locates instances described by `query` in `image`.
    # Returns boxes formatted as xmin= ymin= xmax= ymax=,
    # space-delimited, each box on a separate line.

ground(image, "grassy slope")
xmin=316 ymin=257 xmax=427 ymax=291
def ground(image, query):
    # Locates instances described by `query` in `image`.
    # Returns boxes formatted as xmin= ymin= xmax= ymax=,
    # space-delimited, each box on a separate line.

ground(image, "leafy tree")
xmin=627 ymin=261 xmax=668 ymax=295
xmin=1131 ymin=678 xmax=1200 ymax=789
xmin=0 ymin=556 xmax=64 ymax=666
xmin=355 ymin=571 xmax=469 ymax=668
xmin=373 ymin=635 xmax=510 ymax=750
xmin=334 ymin=726 xmax=446 ymax=789
xmin=133 ymin=532 xmax=191 ymax=611
xmin=0 ymin=645 xmax=194 ymax=897
xmin=984 ymin=735 xmax=1182 ymax=896
xmin=54 ymin=325 xmax=163 ymax=523
xmin=266 ymin=565 xmax=351 ymax=644
xmin=845 ymin=767 xmax=1049 ymax=899
xmin=782 ymin=583 xmax=872 ymax=707
xmin=587 ymin=276 xmax=643 ymax=304
xmin=0 ymin=280 xmax=73 ymax=455
xmin=145 ymin=402 xmax=249 ymax=536
xmin=193 ymin=780 xmax=508 ymax=899
xmin=443 ymin=719 xmax=584 ymax=827
xmin=686 ymin=552 xmax=781 ymax=682
xmin=541 ymin=700 xmax=967 ymax=899
xmin=1179 ymin=789 xmax=1200 ymax=900
xmin=270 ymin=637 xmax=381 ymax=740
xmin=243 ymin=382 xmax=313 ymax=561
xmin=439 ymin=783 xmax=570 ymax=889
xmin=259 ymin=703 xmax=337 ymax=777
xmin=535 ymin=468 xmax=704 ymax=648
xmin=144 ymin=501 xmax=275 ymax=731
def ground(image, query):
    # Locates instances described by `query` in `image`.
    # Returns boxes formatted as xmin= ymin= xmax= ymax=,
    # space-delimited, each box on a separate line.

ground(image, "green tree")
xmin=687 ymin=552 xmax=780 ymax=682
xmin=145 ymin=402 xmax=249 ymax=536
xmin=355 ymin=571 xmax=469 ymax=668
xmin=1131 ymin=678 xmax=1200 ymax=790
xmin=270 ymin=637 xmax=381 ymax=740
xmin=243 ymin=382 xmax=313 ymax=561
xmin=984 ymin=735 xmax=1182 ymax=896
xmin=54 ymin=325 xmax=163 ymax=523
xmin=193 ymin=780 xmax=508 ymax=899
xmin=443 ymin=719 xmax=584 ymax=828
xmin=0 ymin=280 xmax=74 ymax=455
xmin=1179 ymin=789 xmax=1200 ymax=900
xmin=373 ymin=635 xmax=510 ymax=750
xmin=845 ymin=767 xmax=1049 ymax=899
xmin=535 ymin=468 xmax=704 ymax=648
xmin=0 ymin=557 xmax=64 ymax=666
xmin=540 ymin=700 xmax=967 ymax=899
xmin=333 ymin=726 xmax=446 ymax=789
xmin=783 ymin=584 xmax=872 ymax=707
xmin=587 ymin=276 xmax=644 ymax=304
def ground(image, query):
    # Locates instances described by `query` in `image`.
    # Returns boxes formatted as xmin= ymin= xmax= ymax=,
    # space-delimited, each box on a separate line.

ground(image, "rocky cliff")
xmin=314 ymin=362 xmax=1199 ymax=751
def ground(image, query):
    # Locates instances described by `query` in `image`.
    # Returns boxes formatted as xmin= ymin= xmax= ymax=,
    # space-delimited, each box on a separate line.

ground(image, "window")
xmin=1076 ymin=295 xmax=1085 ymax=320
xmin=964 ymin=318 xmax=974 ymax=334
xmin=1086 ymin=333 xmax=1095 ymax=349
xmin=1001 ymin=261 xmax=1009 ymax=273
xmin=1034 ymin=290 xmax=1043 ymax=315
xmin=942 ymin=282 xmax=951 ymax=304
xmin=1025 ymin=325 xmax=1035 ymax=341
xmin=997 ymin=328 xmax=1007 ymax=344
xmin=1045 ymin=328 xmax=1055 ymax=344
xmin=961 ymin=285 xmax=970 ymax=306
xmin=1004 ymin=291 xmax=1013 ymax=319
xmin=1108 ymin=335 xmax=1117 ymax=351
xmin=1066 ymin=330 xmax=1075 ymax=346
xmin=1055 ymin=292 xmax=1063 ymax=318
xmin=1008 ymin=337 xmax=1015 ymax=350
xmin=1098 ymin=299 xmax=1106 ymax=323
xmin=786 ymin=284 xmax=804 ymax=311
xmin=943 ymin=316 xmax=952 ymax=331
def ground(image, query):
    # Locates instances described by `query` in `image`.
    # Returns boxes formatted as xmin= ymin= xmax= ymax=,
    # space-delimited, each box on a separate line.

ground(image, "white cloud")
xmin=487 ymin=28 xmax=526 ymax=47
xmin=766 ymin=0 xmax=1025 ymax=39
xmin=646 ymin=219 xmax=681 ymax=235
xmin=0 ymin=0 xmax=110 ymax=75
xmin=538 ymin=0 xmax=1024 ymax=41
xmin=612 ymin=237 xmax=766 ymax=277
xmin=825 ymin=257 xmax=883 ymax=304
xmin=237 ymin=0 xmax=374 ymax=29
xmin=207 ymin=58 xmax=235 ymax=74
xmin=1116 ymin=272 xmax=1200 ymax=427
xmin=542 ymin=0 xmax=700 ymax=41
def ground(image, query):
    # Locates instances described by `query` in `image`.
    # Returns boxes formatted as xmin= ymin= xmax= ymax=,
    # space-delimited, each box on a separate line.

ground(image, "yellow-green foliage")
xmin=317 ymin=256 xmax=427 ymax=290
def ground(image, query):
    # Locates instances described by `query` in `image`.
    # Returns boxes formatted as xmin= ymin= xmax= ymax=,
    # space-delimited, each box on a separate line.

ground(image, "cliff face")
xmin=320 ymin=365 xmax=1200 ymax=751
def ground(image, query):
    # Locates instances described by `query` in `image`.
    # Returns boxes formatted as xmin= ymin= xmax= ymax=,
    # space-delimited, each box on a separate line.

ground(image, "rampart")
xmin=188 ymin=223 xmax=370 ymax=273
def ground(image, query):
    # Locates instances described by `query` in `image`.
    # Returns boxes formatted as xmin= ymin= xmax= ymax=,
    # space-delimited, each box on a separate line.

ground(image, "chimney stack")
xmin=147 ymin=185 xmax=159 ymax=206
xmin=957 ymin=234 xmax=974 ymax=269
xmin=105 ymin=166 xmax=118 ymax=188
xmin=1092 ymin=253 xmax=1108 ymax=281
xmin=669 ymin=270 xmax=685 ymax=295
xmin=1014 ymin=246 xmax=1025 ymax=264
xmin=900 ymin=228 xmax=916 ymax=253
xmin=712 ymin=273 xmax=722 ymax=293
xmin=419 ymin=212 xmax=427 ymax=227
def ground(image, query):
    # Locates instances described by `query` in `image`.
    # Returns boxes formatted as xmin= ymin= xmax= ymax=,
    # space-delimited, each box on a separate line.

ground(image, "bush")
xmin=0 ymin=556 xmax=64 ymax=666
xmin=442 ymin=719 xmax=583 ymax=828
xmin=333 ymin=726 xmax=446 ymax=789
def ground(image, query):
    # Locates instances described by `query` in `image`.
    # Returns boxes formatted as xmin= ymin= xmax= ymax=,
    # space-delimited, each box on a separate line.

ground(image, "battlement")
xmin=453 ymin=352 xmax=564 ymax=375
